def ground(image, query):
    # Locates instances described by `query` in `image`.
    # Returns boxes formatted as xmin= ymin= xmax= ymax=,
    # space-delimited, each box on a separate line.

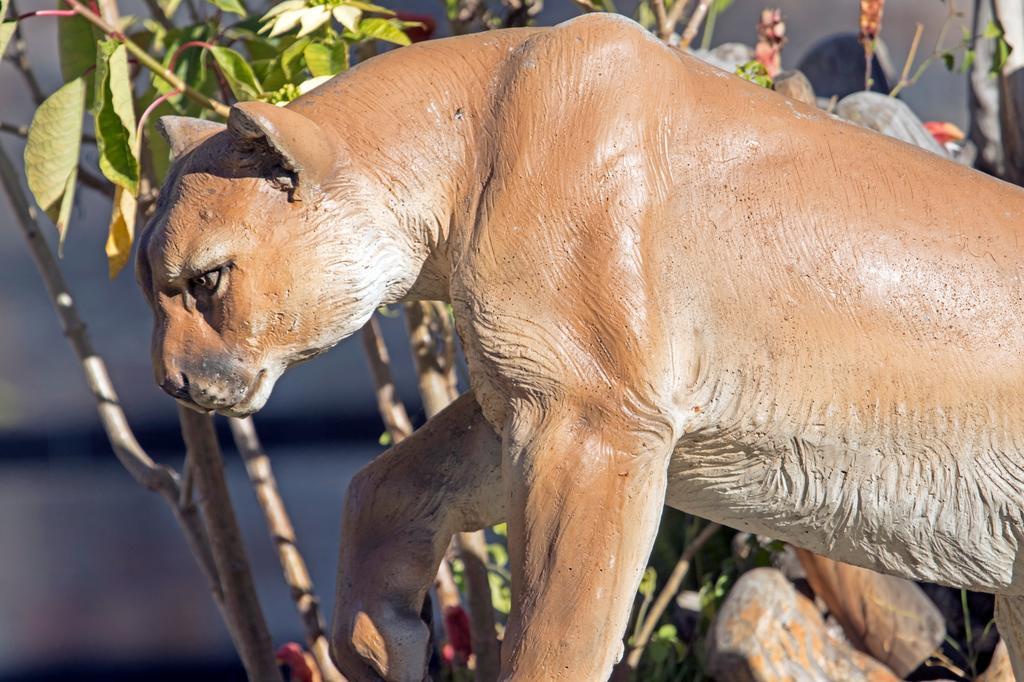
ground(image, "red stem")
xmin=167 ymin=40 xmax=233 ymax=104
xmin=136 ymin=89 xmax=179 ymax=142
xmin=16 ymin=8 xmax=77 ymax=19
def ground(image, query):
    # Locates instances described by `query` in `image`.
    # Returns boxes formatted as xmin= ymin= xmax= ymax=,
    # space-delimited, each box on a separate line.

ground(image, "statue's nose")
xmin=160 ymin=371 xmax=192 ymax=401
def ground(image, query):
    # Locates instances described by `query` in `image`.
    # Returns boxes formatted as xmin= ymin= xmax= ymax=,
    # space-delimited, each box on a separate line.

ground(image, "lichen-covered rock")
xmin=773 ymin=70 xmax=817 ymax=106
xmin=795 ymin=549 xmax=945 ymax=677
xmin=706 ymin=568 xmax=900 ymax=682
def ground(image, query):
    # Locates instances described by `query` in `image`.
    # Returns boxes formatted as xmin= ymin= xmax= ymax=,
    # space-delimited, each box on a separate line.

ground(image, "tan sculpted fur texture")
xmin=137 ymin=14 xmax=1024 ymax=681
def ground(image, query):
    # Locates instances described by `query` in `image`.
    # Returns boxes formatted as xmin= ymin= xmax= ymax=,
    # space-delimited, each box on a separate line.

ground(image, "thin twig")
xmin=404 ymin=301 xmax=459 ymax=416
xmin=625 ymin=522 xmax=721 ymax=668
xmin=229 ymin=417 xmax=345 ymax=682
xmin=0 ymin=121 xmax=28 ymax=137
xmin=8 ymin=0 xmax=46 ymax=104
xmin=663 ymin=0 xmax=693 ymax=44
xmin=455 ymin=530 xmax=501 ymax=681
xmin=679 ymin=0 xmax=711 ymax=49
xmin=889 ymin=22 xmax=924 ymax=98
xmin=651 ymin=0 xmax=670 ymax=43
xmin=361 ymin=315 xmax=414 ymax=441
xmin=178 ymin=407 xmax=283 ymax=682
xmin=78 ymin=165 xmax=116 ymax=197
xmin=65 ymin=0 xmax=231 ymax=117
xmin=142 ymin=0 xmax=175 ymax=29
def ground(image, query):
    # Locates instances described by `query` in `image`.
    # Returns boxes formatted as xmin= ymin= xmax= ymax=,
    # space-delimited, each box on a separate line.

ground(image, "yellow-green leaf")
xmin=358 ymin=17 xmax=409 ymax=46
xmin=209 ymin=45 xmax=262 ymax=100
xmin=57 ymin=1 xmax=100 ymax=110
xmin=24 ymin=77 xmax=85 ymax=249
xmin=53 ymin=166 xmax=78 ymax=254
xmin=303 ymin=42 xmax=346 ymax=77
xmin=94 ymin=41 xmax=139 ymax=194
xmin=0 ymin=22 xmax=14 ymax=58
xmin=106 ymin=185 xmax=137 ymax=278
xmin=0 ymin=0 xmax=8 ymax=19
xmin=279 ymin=36 xmax=311 ymax=79
xmin=332 ymin=5 xmax=361 ymax=32
xmin=207 ymin=0 xmax=246 ymax=16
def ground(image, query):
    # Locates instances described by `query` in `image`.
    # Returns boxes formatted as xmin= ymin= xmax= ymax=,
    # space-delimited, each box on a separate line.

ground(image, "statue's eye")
xmin=190 ymin=267 xmax=224 ymax=294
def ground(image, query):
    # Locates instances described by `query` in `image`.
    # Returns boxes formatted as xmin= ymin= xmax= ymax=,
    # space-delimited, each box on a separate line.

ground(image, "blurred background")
xmin=0 ymin=0 xmax=991 ymax=679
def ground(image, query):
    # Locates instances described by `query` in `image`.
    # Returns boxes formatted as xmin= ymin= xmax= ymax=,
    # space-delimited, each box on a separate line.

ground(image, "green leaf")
xmin=158 ymin=0 xmax=182 ymax=20
xmin=303 ymin=42 xmax=346 ymax=77
xmin=942 ymin=52 xmax=955 ymax=71
xmin=209 ymin=45 xmax=262 ymax=100
xmin=984 ymin=19 xmax=1004 ymax=40
xmin=279 ymin=35 xmax=312 ymax=79
xmin=207 ymin=0 xmax=246 ymax=16
xmin=155 ymin=23 xmax=216 ymax=109
xmin=992 ymin=36 xmax=1013 ymax=76
xmin=0 ymin=0 xmax=7 ymax=19
xmin=961 ymin=48 xmax=976 ymax=74
xmin=58 ymin=4 xmax=98 ymax=106
xmin=0 ymin=22 xmax=14 ymax=58
xmin=358 ymin=17 xmax=409 ymax=46
xmin=638 ymin=566 xmax=657 ymax=597
xmin=94 ymin=41 xmax=139 ymax=194
xmin=24 ymin=77 xmax=85 ymax=249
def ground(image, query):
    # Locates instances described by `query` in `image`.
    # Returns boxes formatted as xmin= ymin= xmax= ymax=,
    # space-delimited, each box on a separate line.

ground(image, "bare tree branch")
xmin=679 ymin=0 xmax=712 ymax=48
xmin=7 ymin=1 xmax=46 ymax=105
xmin=178 ymin=407 xmax=283 ymax=682
xmin=662 ymin=0 xmax=692 ymax=43
xmin=229 ymin=417 xmax=345 ymax=682
xmin=361 ymin=315 xmax=414 ymax=441
xmin=0 ymin=140 xmax=232 ymax=633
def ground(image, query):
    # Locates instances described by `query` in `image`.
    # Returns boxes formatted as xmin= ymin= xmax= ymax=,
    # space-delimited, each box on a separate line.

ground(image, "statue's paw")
xmin=332 ymin=602 xmax=430 ymax=682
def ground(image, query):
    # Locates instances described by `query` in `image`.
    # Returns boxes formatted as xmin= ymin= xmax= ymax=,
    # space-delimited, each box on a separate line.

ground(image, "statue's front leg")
xmin=331 ymin=391 xmax=504 ymax=682
xmin=499 ymin=398 xmax=673 ymax=682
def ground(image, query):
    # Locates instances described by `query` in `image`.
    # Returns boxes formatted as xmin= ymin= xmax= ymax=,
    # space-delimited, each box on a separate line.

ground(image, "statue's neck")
xmin=291 ymin=29 xmax=540 ymax=303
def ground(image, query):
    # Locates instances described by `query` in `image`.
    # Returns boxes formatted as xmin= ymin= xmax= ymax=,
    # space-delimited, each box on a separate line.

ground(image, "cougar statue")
xmin=137 ymin=14 xmax=1024 ymax=681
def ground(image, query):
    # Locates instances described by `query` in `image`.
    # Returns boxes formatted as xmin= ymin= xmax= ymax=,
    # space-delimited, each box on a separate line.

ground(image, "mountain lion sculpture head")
xmin=136 ymin=101 xmax=416 ymax=416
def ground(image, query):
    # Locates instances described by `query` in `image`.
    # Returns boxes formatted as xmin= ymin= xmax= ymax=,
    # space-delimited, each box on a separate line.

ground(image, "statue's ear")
xmin=226 ymin=101 xmax=334 ymax=199
xmin=156 ymin=116 xmax=226 ymax=161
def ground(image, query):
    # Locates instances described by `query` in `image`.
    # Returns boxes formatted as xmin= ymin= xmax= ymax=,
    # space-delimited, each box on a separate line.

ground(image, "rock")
xmin=706 ymin=568 xmax=900 ymax=682
xmin=835 ymin=91 xmax=948 ymax=156
xmin=773 ymin=70 xmax=817 ymax=106
xmin=795 ymin=549 xmax=946 ymax=678
xmin=977 ymin=639 xmax=1016 ymax=682
xmin=797 ymin=33 xmax=895 ymax=100
xmin=691 ymin=42 xmax=754 ymax=75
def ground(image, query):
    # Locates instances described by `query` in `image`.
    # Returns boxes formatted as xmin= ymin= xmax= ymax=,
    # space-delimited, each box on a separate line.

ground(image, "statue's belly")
xmin=663 ymin=428 xmax=1024 ymax=594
